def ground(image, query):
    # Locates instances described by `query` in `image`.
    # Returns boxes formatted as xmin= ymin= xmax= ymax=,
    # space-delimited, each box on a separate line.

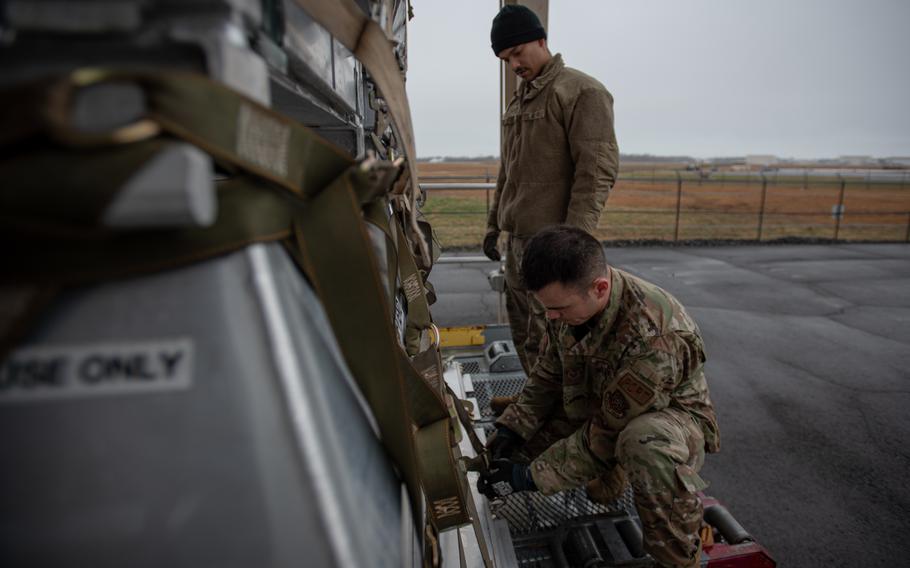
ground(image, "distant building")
xmin=883 ymin=157 xmax=910 ymax=168
xmin=706 ymin=157 xmax=745 ymax=167
xmin=745 ymin=155 xmax=778 ymax=170
xmin=838 ymin=155 xmax=876 ymax=166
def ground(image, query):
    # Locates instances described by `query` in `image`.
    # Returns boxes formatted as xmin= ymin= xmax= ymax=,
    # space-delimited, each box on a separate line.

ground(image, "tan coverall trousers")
xmin=504 ymin=235 xmax=548 ymax=375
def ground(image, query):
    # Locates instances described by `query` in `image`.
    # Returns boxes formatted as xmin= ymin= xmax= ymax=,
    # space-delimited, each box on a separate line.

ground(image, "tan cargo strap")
xmin=446 ymin=384 xmax=486 ymax=458
xmin=0 ymin=68 xmax=463 ymax=531
xmin=0 ymin=69 xmax=383 ymax=282
xmin=391 ymin=217 xmax=493 ymax=565
xmin=293 ymin=0 xmax=431 ymax=267
xmin=0 ymin=66 xmax=484 ymax=560
xmin=0 ymin=154 xmax=296 ymax=284
xmin=394 ymin=219 xmax=434 ymax=356
xmin=1 ymin=153 xmax=468 ymax=542
xmin=291 ymin=166 xmax=431 ymax=523
xmin=390 ymin=214 xmax=485 ymax=456
xmin=0 ymin=69 xmax=352 ymax=200
xmin=364 ymin=182 xmax=488 ymax=545
xmin=0 ymin=93 xmax=427 ymax=521
xmin=293 ymin=165 xmax=478 ymax=535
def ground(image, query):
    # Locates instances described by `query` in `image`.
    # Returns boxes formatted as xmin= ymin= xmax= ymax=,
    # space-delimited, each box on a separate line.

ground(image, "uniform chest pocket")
xmin=523 ymin=109 xmax=545 ymax=121
xmin=561 ymin=356 xmax=588 ymax=420
xmin=502 ymin=113 xmax=520 ymax=141
xmin=586 ymin=356 xmax=614 ymax=394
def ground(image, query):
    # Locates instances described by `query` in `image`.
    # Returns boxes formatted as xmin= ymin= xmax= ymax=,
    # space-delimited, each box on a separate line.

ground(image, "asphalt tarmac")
xmin=428 ymin=243 xmax=910 ymax=567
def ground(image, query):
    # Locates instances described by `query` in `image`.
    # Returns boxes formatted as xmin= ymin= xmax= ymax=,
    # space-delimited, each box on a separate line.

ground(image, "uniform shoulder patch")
xmin=618 ymin=373 xmax=656 ymax=407
xmin=605 ymin=390 xmax=629 ymax=419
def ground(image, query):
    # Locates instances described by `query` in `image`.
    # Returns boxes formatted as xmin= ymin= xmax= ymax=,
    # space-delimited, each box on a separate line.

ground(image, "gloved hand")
xmin=489 ymin=394 xmax=518 ymax=416
xmin=487 ymin=426 xmax=523 ymax=460
xmin=585 ymin=465 xmax=629 ymax=506
xmin=482 ymin=230 xmax=501 ymax=261
xmin=477 ymin=459 xmax=536 ymax=499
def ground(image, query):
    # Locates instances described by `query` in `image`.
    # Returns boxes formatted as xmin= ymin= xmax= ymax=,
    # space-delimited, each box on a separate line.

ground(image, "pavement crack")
xmin=823 ymin=309 xmax=910 ymax=345
xmin=775 ymin=358 xmax=910 ymax=463
xmin=823 ymin=306 xmax=848 ymax=317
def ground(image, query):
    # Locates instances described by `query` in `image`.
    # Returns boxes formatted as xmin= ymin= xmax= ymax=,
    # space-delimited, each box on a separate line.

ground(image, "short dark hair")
xmin=521 ymin=225 xmax=607 ymax=291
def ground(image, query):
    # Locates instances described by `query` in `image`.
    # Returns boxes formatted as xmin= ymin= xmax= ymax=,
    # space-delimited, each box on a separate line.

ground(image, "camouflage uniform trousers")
xmin=514 ymin=407 xmax=707 ymax=568
xmin=504 ymin=234 xmax=548 ymax=375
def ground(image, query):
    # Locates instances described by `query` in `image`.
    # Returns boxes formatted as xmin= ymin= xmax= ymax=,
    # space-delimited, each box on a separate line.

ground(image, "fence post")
xmin=833 ymin=177 xmax=847 ymax=241
xmin=756 ymin=173 xmax=768 ymax=241
xmin=485 ymin=168 xmax=491 ymax=217
xmin=674 ymin=171 xmax=683 ymax=242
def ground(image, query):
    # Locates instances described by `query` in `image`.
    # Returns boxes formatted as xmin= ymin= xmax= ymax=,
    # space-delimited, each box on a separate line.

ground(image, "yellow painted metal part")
xmin=438 ymin=325 xmax=486 ymax=348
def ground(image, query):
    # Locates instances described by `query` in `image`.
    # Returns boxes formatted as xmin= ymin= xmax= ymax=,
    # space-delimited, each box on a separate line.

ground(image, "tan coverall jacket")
xmin=487 ymin=54 xmax=619 ymax=238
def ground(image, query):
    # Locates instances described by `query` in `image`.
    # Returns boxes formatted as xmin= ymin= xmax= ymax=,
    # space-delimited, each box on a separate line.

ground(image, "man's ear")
xmin=592 ymin=277 xmax=611 ymax=299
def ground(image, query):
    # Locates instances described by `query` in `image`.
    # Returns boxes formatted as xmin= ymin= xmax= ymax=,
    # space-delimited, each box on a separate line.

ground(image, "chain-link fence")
xmin=420 ymin=169 xmax=910 ymax=249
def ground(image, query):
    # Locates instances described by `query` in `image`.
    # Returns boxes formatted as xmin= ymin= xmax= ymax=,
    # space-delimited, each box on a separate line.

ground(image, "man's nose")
xmin=510 ymin=58 xmax=522 ymax=70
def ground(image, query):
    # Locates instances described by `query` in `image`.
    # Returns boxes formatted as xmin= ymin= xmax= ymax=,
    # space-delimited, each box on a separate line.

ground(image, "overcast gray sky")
xmin=406 ymin=0 xmax=910 ymax=159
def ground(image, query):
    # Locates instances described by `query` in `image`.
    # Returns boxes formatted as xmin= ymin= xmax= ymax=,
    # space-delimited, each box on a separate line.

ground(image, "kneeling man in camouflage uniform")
xmin=478 ymin=225 xmax=720 ymax=568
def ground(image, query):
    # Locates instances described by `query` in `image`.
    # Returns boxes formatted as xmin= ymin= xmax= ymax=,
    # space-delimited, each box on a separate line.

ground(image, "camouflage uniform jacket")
xmin=497 ymin=268 xmax=721 ymax=494
xmin=487 ymin=54 xmax=619 ymax=238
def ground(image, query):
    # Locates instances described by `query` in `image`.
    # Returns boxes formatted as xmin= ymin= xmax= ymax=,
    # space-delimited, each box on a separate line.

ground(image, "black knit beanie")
xmin=490 ymin=5 xmax=546 ymax=55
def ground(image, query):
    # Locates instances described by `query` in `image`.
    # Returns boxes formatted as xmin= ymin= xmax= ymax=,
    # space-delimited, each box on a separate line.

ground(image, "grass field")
xmin=418 ymin=161 xmax=910 ymax=249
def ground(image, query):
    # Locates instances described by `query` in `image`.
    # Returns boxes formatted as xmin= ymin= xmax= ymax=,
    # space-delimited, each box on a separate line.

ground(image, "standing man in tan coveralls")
xmin=478 ymin=226 xmax=720 ymax=568
xmin=483 ymin=4 xmax=619 ymax=374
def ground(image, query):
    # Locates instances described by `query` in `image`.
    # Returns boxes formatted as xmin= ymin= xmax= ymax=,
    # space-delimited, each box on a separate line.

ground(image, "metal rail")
xmin=420 ymin=183 xmax=496 ymax=190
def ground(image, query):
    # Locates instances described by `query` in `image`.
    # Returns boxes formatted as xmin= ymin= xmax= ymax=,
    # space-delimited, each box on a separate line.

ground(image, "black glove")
xmin=477 ymin=459 xmax=536 ymax=499
xmin=482 ymin=231 xmax=501 ymax=261
xmin=487 ymin=426 xmax=523 ymax=460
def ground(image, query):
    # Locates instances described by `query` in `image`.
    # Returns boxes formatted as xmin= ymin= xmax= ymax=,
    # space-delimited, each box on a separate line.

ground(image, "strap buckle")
xmin=45 ymin=69 xmax=161 ymax=147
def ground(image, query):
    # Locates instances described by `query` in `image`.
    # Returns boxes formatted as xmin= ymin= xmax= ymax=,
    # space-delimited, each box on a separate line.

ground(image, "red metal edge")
xmin=700 ymin=493 xmax=777 ymax=567
xmin=705 ymin=541 xmax=777 ymax=568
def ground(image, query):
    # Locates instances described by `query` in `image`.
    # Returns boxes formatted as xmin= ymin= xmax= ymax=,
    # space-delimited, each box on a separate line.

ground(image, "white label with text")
xmin=0 ymin=338 xmax=194 ymax=403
